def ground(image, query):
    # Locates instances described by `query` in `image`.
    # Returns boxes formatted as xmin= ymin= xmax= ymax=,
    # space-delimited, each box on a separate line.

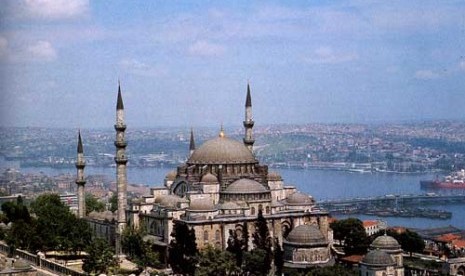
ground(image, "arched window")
xmin=203 ymin=230 xmax=209 ymax=242
xmin=265 ymin=206 xmax=270 ymax=214
xmin=251 ymin=207 xmax=255 ymax=215
xmin=215 ymin=230 xmax=221 ymax=242
xmin=258 ymin=204 xmax=263 ymax=212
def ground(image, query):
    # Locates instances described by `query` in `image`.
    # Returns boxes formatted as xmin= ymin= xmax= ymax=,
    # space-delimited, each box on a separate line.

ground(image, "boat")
xmin=421 ymin=169 xmax=465 ymax=189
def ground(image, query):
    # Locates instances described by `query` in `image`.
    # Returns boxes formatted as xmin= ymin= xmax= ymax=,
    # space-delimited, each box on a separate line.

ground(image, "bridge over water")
xmin=316 ymin=193 xmax=465 ymax=218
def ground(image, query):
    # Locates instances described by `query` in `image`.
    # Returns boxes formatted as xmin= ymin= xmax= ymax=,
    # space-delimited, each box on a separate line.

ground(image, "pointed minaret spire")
xmin=189 ymin=128 xmax=196 ymax=157
xmin=245 ymin=82 xmax=252 ymax=107
xmin=116 ymin=81 xmax=124 ymax=110
xmin=219 ymin=123 xmax=225 ymax=138
xmin=75 ymin=130 xmax=86 ymax=219
xmin=243 ymin=82 xmax=255 ymax=152
xmin=114 ymin=82 xmax=128 ymax=256
xmin=77 ymin=130 xmax=83 ymax=153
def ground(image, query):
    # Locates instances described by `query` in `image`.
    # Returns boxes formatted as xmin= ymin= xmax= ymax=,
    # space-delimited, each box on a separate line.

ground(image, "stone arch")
xmin=281 ymin=220 xmax=292 ymax=239
xmin=172 ymin=180 xmax=188 ymax=197
xmin=458 ymin=265 xmax=465 ymax=276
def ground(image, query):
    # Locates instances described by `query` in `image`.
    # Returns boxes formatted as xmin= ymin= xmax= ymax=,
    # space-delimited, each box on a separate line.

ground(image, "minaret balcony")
xmin=114 ymin=141 xmax=128 ymax=147
xmin=75 ymin=161 xmax=85 ymax=168
xmin=114 ymin=124 xmax=127 ymax=131
xmin=243 ymin=138 xmax=255 ymax=145
xmin=76 ymin=179 xmax=86 ymax=185
xmin=114 ymin=157 xmax=128 ymax=164
xmin=243 ymin=120 xmax=254 ymax=128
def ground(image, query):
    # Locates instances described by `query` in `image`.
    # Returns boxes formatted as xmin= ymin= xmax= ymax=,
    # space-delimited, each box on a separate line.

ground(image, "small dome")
xmin=156 ymin=195 xmax=187 ymax=208
xmin=165 ymin=170 xmax=177 ymax=181
xmin=187 ymin=136 xmax=257 ymax=165
xmin=189 ymin=198 xmax=216 ymax=211
xmin=267 ymin=171 xmax=282 ymax=181
xmin=201 ymin=173 xmax=218 ymax=183
xmin=285 ymin=224 xmax=327 ymax=246
xmin=223 ymin=179 xmax=268 ymax=194
xmin=286 ymin=192 xmax=314 ymax=205
xmin=371 ymin=234 xmax=401 ymax=250
xmin=361 ymin=250 xmax=396 ymax=267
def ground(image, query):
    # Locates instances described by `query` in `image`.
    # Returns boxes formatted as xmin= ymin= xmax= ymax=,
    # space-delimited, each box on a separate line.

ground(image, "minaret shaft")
xmin=115 ymin=84 xmax=128 ymax=256
xmin=75 ymin=132 xmax=86 ymax=219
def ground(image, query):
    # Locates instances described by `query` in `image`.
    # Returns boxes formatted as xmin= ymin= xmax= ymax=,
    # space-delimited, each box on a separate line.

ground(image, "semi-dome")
xmin=201 ymin=173 xmax=218 ymax=183
xmin=187 ymin=136 xmax=257 ymax=165
xmin=285 ymin=224 xmax=327 ymax=246
xmin=267 ymin=171 xmax=282 ymax=181
xmin=155 ymin=195 xmax=187 ymax=208
xmin=361 ymin=249 xmax=396 ymax=267
xmin=189 ymin=199 xmax=216 ymax=211
xmin=220 ymin=201 xmax=241 ymax=210
xmin=165 ymin=170 xmax=177 ymax=181
xmin=223 ymin=179 xmax=268 ymax=194
xmin=371 ymin=234 xmax=401 ymax=250
xmin=286 ymin=192 xmax=315 ymax=205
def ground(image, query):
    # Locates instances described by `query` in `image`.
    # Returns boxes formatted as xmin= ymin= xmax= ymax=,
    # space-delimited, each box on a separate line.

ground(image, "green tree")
xmin=251 ymin=210 xmax=272 ymax=274
xmin=1 ymin=196 xmax=30 ymax=223
xmin=85 ymin=194 xmax=105 ymax=214
xmin=273 ymin=237 xmax=284 ymax=276
xmin=109 ymin=194 xmax=118 ymax=212
xmin=122 ymin=226 xmax=161 ymax=269
xmin=168 ymin=221 xmax=198 ymax=275
xmin=226 ymin=229 xmax=244 ymax=267
xmin=29 ymin=193 xmax=92 ymax=253
xmin=196 ymin=245 xmax=238 ymax=276
xmin=243 ymin=248 xmax=268 ymax=276
xmin=399 ymin=230 xmax=425 ymax=256
xmin=330 ymin=218 xmax=369 ymax=255
xmin=82 ymin=238 xmax=118 ymax=275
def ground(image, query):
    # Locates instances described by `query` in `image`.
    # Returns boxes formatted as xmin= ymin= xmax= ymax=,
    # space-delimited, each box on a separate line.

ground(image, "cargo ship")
xmin=421 ymin=169 xmax=465 ymax=189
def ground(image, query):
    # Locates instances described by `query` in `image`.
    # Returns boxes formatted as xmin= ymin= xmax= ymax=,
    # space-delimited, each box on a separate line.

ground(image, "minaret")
xmin=75 ymin=130 xmax=86 ymax=219
xmin=189 ymin=128 xmax=196 ymax=157
xmin=243 ymin=83 xmax=255 ymax=151
xmin=114 ymin=83 xmax=128 ymax=256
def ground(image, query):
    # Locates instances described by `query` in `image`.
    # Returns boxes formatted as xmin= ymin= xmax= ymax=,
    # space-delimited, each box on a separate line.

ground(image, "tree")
xmin=196 ymin=245 xmax=238 ymax=276
xmin=399 ymin=230 xmax=425 ymax=256
xmin=251 ymin=210 xmax=272 ymax=274
xmin=1 ymin=196 xmax=30 ymax=223
xmin=330 ymin=218 xmax=369 ymax=255
xmin=273 ymin=237 xmax=284 ymax=276
xmin=243 ymin=248 xmax=268 ymax=276
xmin=82 ymin=238 xmax=118 ymax=275
xmin=168 ymin=221 xmax=198 ymax=275
xmin=85 ymin=194 xmax=105 ymax=214
xmin=226 ymin=229 xmax=244 ymax=267
xmin=109 ymin=194 xmax=118 ymax=212
xmin=122 ymin=226 xmax=161 ymax=269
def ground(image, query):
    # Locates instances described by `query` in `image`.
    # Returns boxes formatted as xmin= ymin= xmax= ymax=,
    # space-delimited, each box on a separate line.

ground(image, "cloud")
xmin=119 ymin=58 xmax=166 ymax=77
xmin=304 ymin=47 xmax=358 ymax=64
xmin=414 ymin=70 xmax=439 ymax=80
xmin=7 ymin=0 xmax=89 ymax=20
xmin=188 ymin=41 xmax=225 ymax=57
xmin=459 ymin=60 xmax=465 ymax=71
xmin=24 ymin=40 xmax=57 ymax=61
xmin=0 ymin=39 xmax=57 ymax=63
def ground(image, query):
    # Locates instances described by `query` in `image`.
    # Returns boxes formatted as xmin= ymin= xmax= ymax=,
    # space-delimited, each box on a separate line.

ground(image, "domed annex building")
xmin=126 ymin=84 xmax=331 ymax=259
xmin=359 ymin=234 xmax=404 ymax=276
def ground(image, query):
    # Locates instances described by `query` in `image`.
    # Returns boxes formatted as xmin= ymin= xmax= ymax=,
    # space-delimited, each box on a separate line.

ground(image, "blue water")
xmin=4 ymin=161 xmax=465 ymax=229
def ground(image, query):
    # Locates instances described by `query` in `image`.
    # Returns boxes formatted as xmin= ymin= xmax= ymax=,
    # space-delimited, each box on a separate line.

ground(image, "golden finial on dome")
xmin=219 ymin=123 xmax=225 ymax=138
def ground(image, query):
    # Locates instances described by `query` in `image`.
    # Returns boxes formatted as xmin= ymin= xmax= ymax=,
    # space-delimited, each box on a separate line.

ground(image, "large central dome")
xmin=187 ymin=136 xmax=257 ymax=165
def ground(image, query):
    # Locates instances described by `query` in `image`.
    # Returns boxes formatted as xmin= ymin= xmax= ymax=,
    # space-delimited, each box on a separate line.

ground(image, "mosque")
xmin=77 ymin=83 xmax=335 ymax=269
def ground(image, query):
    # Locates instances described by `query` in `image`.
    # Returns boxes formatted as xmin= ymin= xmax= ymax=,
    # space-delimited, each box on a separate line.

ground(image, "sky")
xmin=0 ymin=0 xmax=464 ymax=128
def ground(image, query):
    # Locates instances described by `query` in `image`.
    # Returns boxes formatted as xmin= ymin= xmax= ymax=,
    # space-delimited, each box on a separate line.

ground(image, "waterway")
xmin=2 ymin=160 xmax=464 ymax=229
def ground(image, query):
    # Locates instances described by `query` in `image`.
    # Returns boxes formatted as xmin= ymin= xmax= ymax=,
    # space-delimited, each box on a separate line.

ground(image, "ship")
xmin=421 ymin=169 xmax=465 ymax=189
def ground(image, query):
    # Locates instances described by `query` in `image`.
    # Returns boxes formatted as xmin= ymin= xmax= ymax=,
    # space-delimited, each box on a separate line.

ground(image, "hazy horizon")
xmin=1 ymin=1 xmax=464 ymax=128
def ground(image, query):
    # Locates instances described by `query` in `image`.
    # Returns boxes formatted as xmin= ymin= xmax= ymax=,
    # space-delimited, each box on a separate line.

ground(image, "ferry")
xmin=421 ymin=169 xmax=465 ymax=189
